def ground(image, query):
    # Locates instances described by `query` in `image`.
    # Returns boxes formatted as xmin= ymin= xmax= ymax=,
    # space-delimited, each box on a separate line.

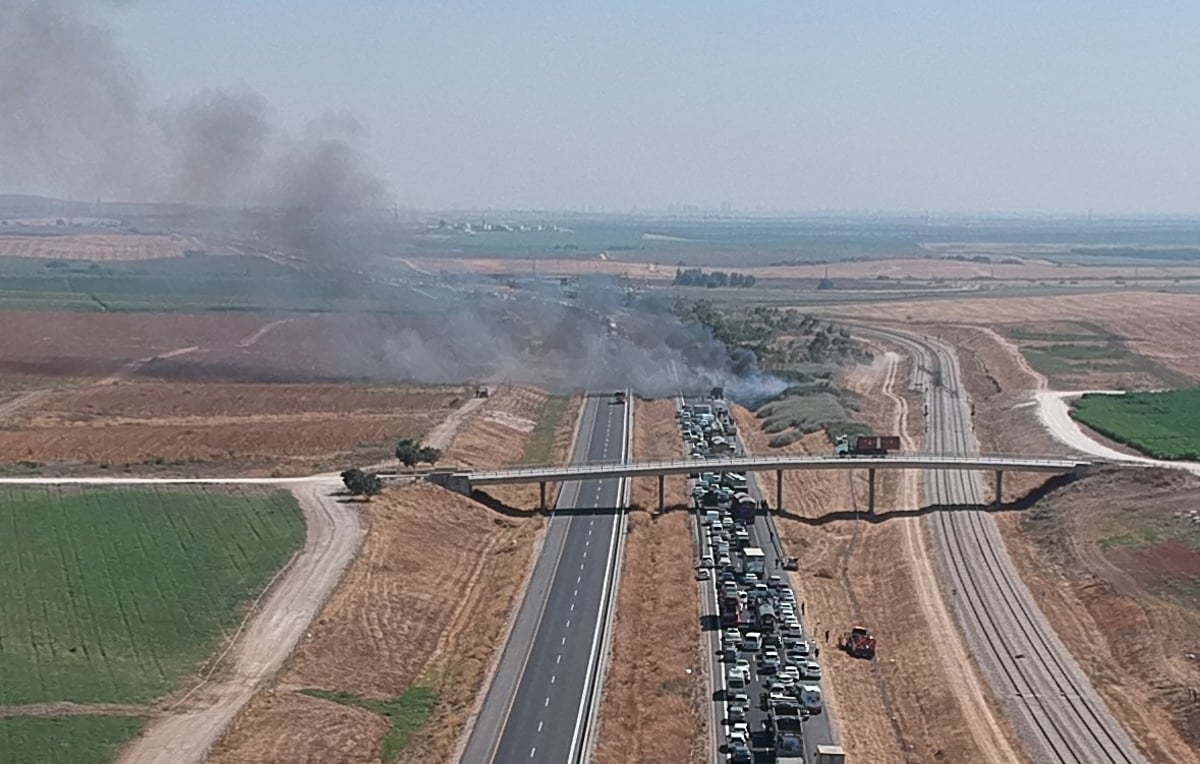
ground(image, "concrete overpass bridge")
xmin=425 ymin=453 xmax=1095 ymax=513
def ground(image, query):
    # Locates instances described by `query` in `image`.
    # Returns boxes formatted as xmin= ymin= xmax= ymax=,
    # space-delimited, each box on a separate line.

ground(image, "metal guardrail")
xmin=458 ymin=453 xmax=1093 ymax=484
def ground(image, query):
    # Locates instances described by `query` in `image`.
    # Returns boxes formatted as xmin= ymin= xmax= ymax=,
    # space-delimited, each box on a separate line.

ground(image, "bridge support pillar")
xmin=776 ymin=470 xmax=783 ymax=512
xmin=868 ymin=468 xmax=876 ymax=514
xmin=658 ymin=474 xmax=665 ymax=513
xmin=539 ymin=481 xmax=547 ymax=513
xmin=995 ymin=471 xmax=1003 ymax=508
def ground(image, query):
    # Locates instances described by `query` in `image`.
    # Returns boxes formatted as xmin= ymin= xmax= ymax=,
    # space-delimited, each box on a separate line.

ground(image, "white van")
xmin=799 ymin=684 xmax=823 ymax=714
xmin=726 ymin=667 xmax=748 ymax=690
xmin=741 ymin=632 xmax=761 ymax=652
xmin=703 ymin=509 xmax=720 ymax=526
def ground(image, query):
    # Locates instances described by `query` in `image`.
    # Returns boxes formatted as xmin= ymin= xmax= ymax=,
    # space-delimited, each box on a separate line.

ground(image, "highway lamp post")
xmin=539 ymin=481 xmax=547 ymax=513
xmin=995 ymin=470 xmax=1003 ymax=508
xmin=657 ymin=474 xmax=665 ymax=513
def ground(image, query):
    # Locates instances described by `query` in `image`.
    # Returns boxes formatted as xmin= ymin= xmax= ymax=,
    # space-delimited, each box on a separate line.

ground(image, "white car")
xmin=735 ymin=658 xmax=751 ymax=675
xmin=779 ymin=665 xmax=801 ymax=686
xmin=728 ymin=722 xmax=750 ymax=745
xmin=803 ymin=660 xmax=822 ymax=680
xmin=700 ymin=554 xmax=714 ymax=568
xmin=800 ymin=684 xmax=823 ymax=713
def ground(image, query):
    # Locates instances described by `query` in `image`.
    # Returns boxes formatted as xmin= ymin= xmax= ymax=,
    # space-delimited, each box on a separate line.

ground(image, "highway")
xmin=687 ymin=396 xmax=836 ymax=764
xmin=871 ymin=327 xmax=1146 ymax=764
xmin=461 ymin=393 xmax=631 ymax=764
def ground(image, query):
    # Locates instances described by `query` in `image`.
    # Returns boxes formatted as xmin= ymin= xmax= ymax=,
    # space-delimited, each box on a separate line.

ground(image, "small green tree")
xmin=417 ymin=446 xmax=442 ymax=467
xmin=341 ymin=467 xmax=383 ymax=499
xmin=395 ymin=438 xmax=420 ymax=468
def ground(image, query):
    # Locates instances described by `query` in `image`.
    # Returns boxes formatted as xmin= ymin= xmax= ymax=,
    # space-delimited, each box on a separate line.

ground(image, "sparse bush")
xmin=769 ymin=431 xmax=799 ymax=448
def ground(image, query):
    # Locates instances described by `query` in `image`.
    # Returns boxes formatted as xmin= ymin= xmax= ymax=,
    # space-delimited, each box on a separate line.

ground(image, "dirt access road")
xmin=117 ymin=394 xmax=484 ymax=763
xmin=116 ymin=480 xmax=361 ymax=764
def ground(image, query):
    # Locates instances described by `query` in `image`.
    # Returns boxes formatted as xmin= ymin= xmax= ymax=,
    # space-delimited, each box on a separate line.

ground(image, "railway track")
xmin=860 ymin=326 xmax=1145 ymax=764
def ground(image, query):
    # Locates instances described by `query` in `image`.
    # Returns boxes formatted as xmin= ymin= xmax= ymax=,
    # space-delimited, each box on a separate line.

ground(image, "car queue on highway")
xmin=679 ymin=395 xmax=843 ymax=764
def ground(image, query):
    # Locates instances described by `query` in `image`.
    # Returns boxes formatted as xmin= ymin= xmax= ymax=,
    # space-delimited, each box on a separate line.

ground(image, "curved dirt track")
xmin=871 ymin=327 xmax=1146 ymax=763
xmin=117 ymin=481 xmax=363 ymax=764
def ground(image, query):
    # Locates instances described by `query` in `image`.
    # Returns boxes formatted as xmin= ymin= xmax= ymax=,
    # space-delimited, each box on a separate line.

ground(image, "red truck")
xmin=721 ymin=593 xmax=745 ymax=628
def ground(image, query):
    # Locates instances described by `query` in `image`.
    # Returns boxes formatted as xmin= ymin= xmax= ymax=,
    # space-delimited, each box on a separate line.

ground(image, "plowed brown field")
xmin=0 ymin=382 xmax=467 ymax=475
xmin=594 ymin=398 xmax=707 ymax=764
xmin=211 ymin=386 xmax=582 ymax=764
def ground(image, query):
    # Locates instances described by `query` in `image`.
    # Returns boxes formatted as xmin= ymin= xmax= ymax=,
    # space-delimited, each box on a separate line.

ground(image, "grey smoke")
xmin=156 ymin=89 xmax=273 ymax=206
xmin=0 ymin=0 xmax=387 ymax=223
xmin=370 ymin=277 xmax=788 ymax=405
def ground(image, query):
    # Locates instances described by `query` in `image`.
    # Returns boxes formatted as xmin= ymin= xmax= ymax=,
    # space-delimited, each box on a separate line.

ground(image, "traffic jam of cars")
xmin=679 ymin=395 xmax=824 ymax=763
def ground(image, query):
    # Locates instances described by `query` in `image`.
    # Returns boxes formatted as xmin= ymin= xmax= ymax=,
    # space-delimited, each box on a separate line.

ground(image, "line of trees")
xmin=673 ymin=267 xmax=756 ymax=288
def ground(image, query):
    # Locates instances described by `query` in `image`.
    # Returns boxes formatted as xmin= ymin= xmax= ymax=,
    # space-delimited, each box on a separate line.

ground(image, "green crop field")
xmin=0 ymin=716 xmax=145 ymax=764
xmin=0 ymin=486 xmax=304 ymax=705
xmin=1071 ymin=389 xmax=1200 ymax=460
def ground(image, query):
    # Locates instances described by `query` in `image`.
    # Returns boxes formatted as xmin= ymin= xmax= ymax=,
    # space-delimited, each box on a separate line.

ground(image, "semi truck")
xmin=720 ymin=593 xmax=745 ymax=628
xmin=731 ymin=492 xmax=757 ymax=523
xmin=835 ymin=434 xmax=901 ymax=456
xmin=743 ymin=547 xmax=766 ymax=575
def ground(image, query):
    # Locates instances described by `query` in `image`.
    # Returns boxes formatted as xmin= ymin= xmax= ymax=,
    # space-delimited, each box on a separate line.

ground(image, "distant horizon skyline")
xmin=13 ymin=190 xmax=1200 ymax=224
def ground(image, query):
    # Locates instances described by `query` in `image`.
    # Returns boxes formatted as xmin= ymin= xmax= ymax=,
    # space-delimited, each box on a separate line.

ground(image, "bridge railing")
xmin=462 ymin=452 xmax=1093 ymax=479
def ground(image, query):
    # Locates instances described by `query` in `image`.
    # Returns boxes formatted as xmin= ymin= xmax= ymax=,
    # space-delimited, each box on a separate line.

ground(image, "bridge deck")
xmin=454 ymin=453 xmax=1092 ymax=486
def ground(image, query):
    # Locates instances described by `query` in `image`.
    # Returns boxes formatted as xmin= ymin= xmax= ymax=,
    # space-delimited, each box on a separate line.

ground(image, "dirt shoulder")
xmin=209 ymin=387 xmax=581 ymax=764
xmin=946 ymin=325 xmax=1200 ymax=760
xmin=733 ymin=350 xmax=1024 ymax=763
xmin=593 ymin=398 xmax=707 ymax=764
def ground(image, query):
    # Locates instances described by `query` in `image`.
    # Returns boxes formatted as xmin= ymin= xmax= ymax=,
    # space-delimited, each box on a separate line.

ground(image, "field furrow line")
xmin=90 ymin=492 xmax=158 ymax=693
xmin=5 ymin=489 xmax=49 ymax=702
xmin=58 ymin=494 xmax=123 ymax=698
xmin=47 ymin=493 xmax=108 ymax=694
xmin=164 ymin=491 xmax=225 ymax=617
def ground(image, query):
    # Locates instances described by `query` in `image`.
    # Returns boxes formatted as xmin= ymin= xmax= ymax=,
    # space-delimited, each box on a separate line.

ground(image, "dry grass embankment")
xmin=210 ymin=386 xmax=581 ymax=764
xmin=593 ymin=398 xmax=707 ymax=764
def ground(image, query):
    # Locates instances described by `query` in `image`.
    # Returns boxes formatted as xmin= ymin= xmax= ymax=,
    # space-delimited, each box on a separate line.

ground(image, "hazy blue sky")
xmin=106 ymin=1 xmax=1200 ymax=214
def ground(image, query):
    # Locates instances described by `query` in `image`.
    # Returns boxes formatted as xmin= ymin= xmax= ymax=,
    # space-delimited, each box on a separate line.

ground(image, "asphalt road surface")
xmin=461 ymin=394 xmax=630 ymax=764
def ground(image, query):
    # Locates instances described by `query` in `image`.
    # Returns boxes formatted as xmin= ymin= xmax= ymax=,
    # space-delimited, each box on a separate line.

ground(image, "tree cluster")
xmin=395 ymin=438 xmax=442 ymax=468
xmin=673 ymin=299 xmax=872 ymax=369
xmin=341 ymin=468 xmax=383 ymax=498
xmin=673 ymin=267 xmax=757 ymax=288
